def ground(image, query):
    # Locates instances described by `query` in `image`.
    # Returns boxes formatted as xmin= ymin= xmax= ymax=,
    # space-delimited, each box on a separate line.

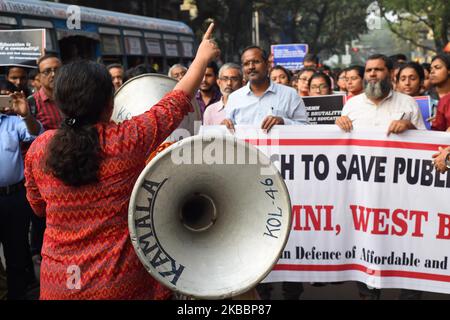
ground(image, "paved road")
xmin=1 ymin=245 xmax=449 ymax=300
xmin=268 ymin=282 xmax=450 ymax=300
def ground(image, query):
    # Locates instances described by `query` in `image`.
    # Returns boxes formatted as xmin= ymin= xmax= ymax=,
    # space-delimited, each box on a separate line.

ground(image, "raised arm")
xmin=174 ymin=23 xmax=220 ymax=96
xmin=122 ymin=24 xmax=221 ymax=158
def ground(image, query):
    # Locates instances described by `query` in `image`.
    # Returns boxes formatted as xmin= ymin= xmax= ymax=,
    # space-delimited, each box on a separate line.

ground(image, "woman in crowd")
xmin=429 ymin=54 xmax=450 ymax=99
xmin=431 ymin=87 xmax=450 ymax=132
xmin=308 ymin=72 xmax=332 ymax=96
xmin=336 ymin=69 xmax=347 ymax=93
xmin=396 ymin=62 xmax=424 ymax=97
xmin=427 ymin=54 xmax=450 ymax=131
xmin=421 ymin=63 xmax=431 ymax=95
xmin=394 ymin=61 xmax=430 ymax=299
xmin=296 ymin=67 xmax=316 ymax=97
xmin=270 ymin=65 xmax=292 ymax=86
xmin=345 ymin=66 xmax=364 ymax=98
xmin=24 ymin=24 xmax=220 ymax=300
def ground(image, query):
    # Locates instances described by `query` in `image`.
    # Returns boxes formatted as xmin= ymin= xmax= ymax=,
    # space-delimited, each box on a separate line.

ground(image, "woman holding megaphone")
xmin=24 ymin=24 xmax=220 ymax=300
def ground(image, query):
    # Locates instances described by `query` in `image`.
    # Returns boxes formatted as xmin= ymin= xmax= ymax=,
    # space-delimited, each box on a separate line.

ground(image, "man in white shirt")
xmin=335 ymin=54 xmax=426 ymax=300
xmin=335 ymin=54 xmax=426 ymax=134
xmin=203 ymin=63 xmax=243 ymax=125
xmin=221 ymin=46 xmax=308 ymax=132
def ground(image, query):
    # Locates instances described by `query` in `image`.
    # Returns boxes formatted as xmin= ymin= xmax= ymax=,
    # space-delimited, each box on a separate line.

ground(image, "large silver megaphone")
xmin=128 ymin=135 xmax=292 ymax=299
xmin=112 ymin=73 xmax=202 ymax=141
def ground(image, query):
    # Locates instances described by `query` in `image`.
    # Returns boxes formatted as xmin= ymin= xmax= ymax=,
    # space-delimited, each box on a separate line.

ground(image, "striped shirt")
xmin=33 ymin=88 xmax=62 ymax=130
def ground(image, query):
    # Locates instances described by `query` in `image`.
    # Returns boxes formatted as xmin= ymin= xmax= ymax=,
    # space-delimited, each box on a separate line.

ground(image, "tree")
xmin=255 ymin=0 xmax=372 ymax=56
xmin=377 ymin=0 xmax=450 ymax=52
xmin=190 ymin=0 xmax=373 ymax=61
xmin=190 ymin=0 xmax=254 ymax=62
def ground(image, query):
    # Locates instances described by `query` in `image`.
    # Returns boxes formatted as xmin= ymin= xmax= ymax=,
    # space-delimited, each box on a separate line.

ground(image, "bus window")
xmin=101 ymin=34 xmax=123 ymax=56
xmin=123 ymin=30 xmax=144 ymax=69
xmin=181 ymin=41 xmax=194 ymax=58
xmin=99 ymin=27 xmax=123 ymax=65
xmin=143 ymin=32 xmax=163 ymax=73
xmin=0 ymin=16 xmax=18 ymax=28
xmin=144 ymin=38 xmax=162 ymax=56
xmin=20 ymin=18 xmax=55 ymax=52
xmin=59 ymin=35 xmax=98 ymax=62
xmin=45 ymin=29 xmax=56 ymax=52
xmin=180 ymin=36 xmax=194 ymax=59
xmin=124 ymin=36 xmax=143 ymax=55
xmin=163 ymin=33 xmax=180 ymax=71
xmin=164 ymin=41 xmax=180 ymax=58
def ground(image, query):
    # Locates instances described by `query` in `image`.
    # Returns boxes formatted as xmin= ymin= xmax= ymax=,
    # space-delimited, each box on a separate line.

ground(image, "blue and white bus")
xmin=0 ymin=0 xmax=196 ymax=72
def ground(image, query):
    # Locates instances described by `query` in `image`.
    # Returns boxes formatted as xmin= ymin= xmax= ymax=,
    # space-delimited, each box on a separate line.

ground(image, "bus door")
xmin=53 ymin=20 xmax=100 ymax=63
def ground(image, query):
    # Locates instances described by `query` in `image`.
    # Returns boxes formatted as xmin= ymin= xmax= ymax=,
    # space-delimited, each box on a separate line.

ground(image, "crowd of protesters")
xmin=1 ymin=23 xmax=450 ymax=300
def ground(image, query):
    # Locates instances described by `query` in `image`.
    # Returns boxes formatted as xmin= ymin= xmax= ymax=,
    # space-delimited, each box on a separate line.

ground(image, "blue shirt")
xmin=0 ymin=114 xmax=43 ymax=187
xmin=225 ymin=80 xmax=309 ymax=126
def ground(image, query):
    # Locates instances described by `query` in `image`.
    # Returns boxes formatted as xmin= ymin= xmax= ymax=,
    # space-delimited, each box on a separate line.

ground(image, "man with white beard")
xmin=335 ymin=54 xmax=426 ymax=134
xmin=335 ymin=54 xmax=426 ymax=300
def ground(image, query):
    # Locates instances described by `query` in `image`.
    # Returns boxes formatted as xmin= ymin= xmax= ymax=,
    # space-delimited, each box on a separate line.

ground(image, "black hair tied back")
xmin=45 ymin=60 xmax=113 ymax=187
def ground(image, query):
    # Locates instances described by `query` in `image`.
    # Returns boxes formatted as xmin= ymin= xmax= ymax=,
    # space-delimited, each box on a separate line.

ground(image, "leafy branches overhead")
xmin=378 ymin=0 xmax=450 ymax=52
xmin=191 ymin=0 xmax=254 ymax=62
xmin=191 ymin=0 xmax=372 ymax=60
xmin=256 ymin=0 xmax=372 ymax=55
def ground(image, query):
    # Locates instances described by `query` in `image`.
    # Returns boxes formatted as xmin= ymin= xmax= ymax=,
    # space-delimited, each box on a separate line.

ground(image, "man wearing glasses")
xmin=203 ymin=63 xmax=242 ymax=125
xmin=28 ymin=54 xmax=63 ymax=131
xmin=222 ymin=46 xmax=308 ymax=133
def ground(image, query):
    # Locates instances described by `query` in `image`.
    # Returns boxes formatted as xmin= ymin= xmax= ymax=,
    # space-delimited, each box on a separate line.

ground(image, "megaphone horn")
xmin=129 ymin=135 xmax=292 ymax=299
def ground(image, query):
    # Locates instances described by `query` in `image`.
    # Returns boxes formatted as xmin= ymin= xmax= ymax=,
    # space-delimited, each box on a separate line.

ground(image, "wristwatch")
xmin=445 ymin=152 xmax=450 ymax=169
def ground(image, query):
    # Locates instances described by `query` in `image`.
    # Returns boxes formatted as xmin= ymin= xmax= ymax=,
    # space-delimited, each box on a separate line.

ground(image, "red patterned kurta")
xmin=24 ymin=90 xmax=192 ymax=300
xmin=431 ymin=93 xmax=450 ymax=131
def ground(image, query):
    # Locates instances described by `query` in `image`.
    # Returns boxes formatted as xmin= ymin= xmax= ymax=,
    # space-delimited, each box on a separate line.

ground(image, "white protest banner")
xmin=201 ymin=125 xmax=450 ymax=294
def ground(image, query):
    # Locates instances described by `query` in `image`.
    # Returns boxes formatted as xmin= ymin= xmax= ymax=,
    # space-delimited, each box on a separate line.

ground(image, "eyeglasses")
xmin=219 ymin=76 xmax=241 ymax=82
xmin=40 ymin=68 xmax=59 ymax=77
xmin=242 ymin=60 xmax=263 ymax=67
xmin=310 ymin=84 xmax=329 ymax=91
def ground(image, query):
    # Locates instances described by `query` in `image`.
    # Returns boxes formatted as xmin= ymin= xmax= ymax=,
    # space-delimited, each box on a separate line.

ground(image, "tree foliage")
xmin=191 ymin=0 xmax=372 ymax=60
xmin=190 ymin=0 xmax=254 ymax=62
xmin=256 ymin=0 xmax=372 ymax=55
xmin=378 ymin=0 xmax=450 ymax=52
